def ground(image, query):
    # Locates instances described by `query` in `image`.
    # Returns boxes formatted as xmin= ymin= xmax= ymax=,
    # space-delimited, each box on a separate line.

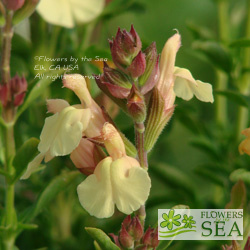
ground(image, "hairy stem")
xmin=1 ymin=10 xmax=13 ymax=85
xmin=2 ymin=124 xmax=17 ymax=250
xmin=134 ymin=122 xmax=148 ymax=228
xmin=135 ymin=122 xmax=148 ymax=170
xmin=1 ymin=10 xmax=15 ymax=122
xmin=0 ymin=9 xmax=17 ymax=249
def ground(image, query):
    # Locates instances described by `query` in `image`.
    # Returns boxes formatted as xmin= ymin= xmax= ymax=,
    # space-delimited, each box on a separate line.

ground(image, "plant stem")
xmin=135 ymin=122 xmax=148 ymax=170
xmin=2 ymin=124 xmax=17 ymax=250
xmin=1 ymin=10 xmax=13 ymax=85
xmin=236 ymin=0 xmax=250 ymax=140
xmin=134 ymin=122 xmax=148 ymax=228
xmin=1 ymin=10 xmax=15 ymax=123
xmin=215 ymin=0 xmax=229 ymax=127
xmin=0 ymin=9 xmax=17 ymax=249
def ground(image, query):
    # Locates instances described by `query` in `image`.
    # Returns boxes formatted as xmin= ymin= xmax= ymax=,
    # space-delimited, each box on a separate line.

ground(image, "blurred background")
xmin=1 ymin=0 xmax=249 ymax=249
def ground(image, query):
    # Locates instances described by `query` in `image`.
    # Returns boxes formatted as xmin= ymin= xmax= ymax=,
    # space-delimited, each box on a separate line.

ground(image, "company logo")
xmin=158 ymin=209 xmax=243 ymax=240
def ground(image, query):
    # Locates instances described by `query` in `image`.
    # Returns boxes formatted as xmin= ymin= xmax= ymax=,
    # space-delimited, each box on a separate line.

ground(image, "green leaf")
xmin=12 ymin=138 xmax=39 ymax=183
xmin=186 ymin=21 xmax=215 ymax=40
xmin=150 ymin=163 xmax=197 ymax=198
xmin=19 ymin=171 xmax=80 ymax=224
xmin=230 ymin=38 xmax=250 ymax=48
xmin=192 ymin=41 xmax=233 ymax=73
xmin=230 ymin=169 xmax=250 ymax=184
xmin=85 ymin=227 xmax=119 ymax=250
xmin=215 ymin=90 xmax=248 ymax=107
xmin=17 ymin=223 xmax=38 ymax=231
xmin=15 ymin=69 xmax=64 ymax=121
xmin=190 ymin=137 xmax=220 ymax=160
xmin=225 ymin=180 xmax=246 ymax=209
xmin=194 ymin=167 xmax=226 ymax=186
xmin=94 ymin=241 xmax=102 ymax=250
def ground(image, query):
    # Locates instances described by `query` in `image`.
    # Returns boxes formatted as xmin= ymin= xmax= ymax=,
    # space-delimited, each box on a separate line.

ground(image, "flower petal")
xmin=63 ymin=74 xmax=92 ymax=107
xmin=37 ymin=0 xmax=104 ymax=28
xmin=71 ymin=0 xmax=105 ymax=24
xmin=70 ymin=138 xmax=96 ymax=174
xmin=157 ymin=33 xmax=181 ymax=106
xmin=38 ymin=106 xmax=91 ymax=156
xmin=174 ymin=67 xmax=214 ymax=103
xmin=20 ymin=153 xmax=44 ymax=179
xmin=191 ymin=80 xmax=214 ymax=103
xmin=37 ymin=0 xmax=74 ymax=28
xmin=111 ymin=157 xmax=151 ymax=215
xmin=46 ymin=99 xmax=70 ymax=114
xmin=77 ymin=157 xmax=115 ymax=218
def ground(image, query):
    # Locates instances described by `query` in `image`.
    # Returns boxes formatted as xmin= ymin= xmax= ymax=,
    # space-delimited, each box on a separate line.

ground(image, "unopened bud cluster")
xmin=96 ymin=25 xmax=159 ymax=123
xmin=0 ymin=74 xmax=27 ymax=107
xmin=110 ymin=215 xmax=159 ymax=249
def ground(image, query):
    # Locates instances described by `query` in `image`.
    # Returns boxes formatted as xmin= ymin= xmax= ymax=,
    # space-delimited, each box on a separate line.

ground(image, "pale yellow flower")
xmin=77 ymin=123 xmax=151 ymax=218
xmin=21 ymin=106 xmax=91 ymax=179
xmin=21 ymin=74 xmax=106 ymax=179
xmin=157 ymin=32 xmax=214 ymax=109
xmin=239 ymin=128 xmax=250 ymax=155
xmin=37 ymin=0 xmax=105 ymax=28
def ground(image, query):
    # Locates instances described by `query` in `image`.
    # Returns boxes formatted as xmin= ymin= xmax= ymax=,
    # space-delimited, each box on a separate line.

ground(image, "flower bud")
xmin=123 ymin=215 xmax=132 ymax=228
xmin=142 ymin=227 xmax=153 ymax=245
xmin=0 ymin=74 xmax=28 ymax=107
xmin=134 ymin=245 xmax=147 ymax=250
xmin=119 ymin=224 xmax=134 ymax=249
xmin=103 ymin=62 xmax=131 ymax=88
xmin=151 ymin=228 xmax=159 ymax=248
xmin=13 ymin=0 xmax=40 ymax=25
xmin=109 ymin=233 xmax=121 ymax=248
xmin=139 ymin=42 xmax=160 ymax=95
xmin=142 ymin=227 xmax=159 ymax=248
xmin=127 ymin=85 xmax=146 ymax=123
xmin=2 ymin=0 xmax=25 ymax=11
xmin=127 ymin=51 xmax=146 ymax=78
xmin=10 ymin=74 xmax=28 ymax=106
xmin=110 ymin=25 xmax=142 ymax=71
xmin=129 ymin=217 xmax=143 ymax=241
xmin=98 ymin=75 xmax=130 ymax=99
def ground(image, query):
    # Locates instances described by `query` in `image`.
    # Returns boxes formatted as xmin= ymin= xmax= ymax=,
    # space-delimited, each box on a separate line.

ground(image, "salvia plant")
xmin=0 ymin=0 xmax=250 ymax=249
